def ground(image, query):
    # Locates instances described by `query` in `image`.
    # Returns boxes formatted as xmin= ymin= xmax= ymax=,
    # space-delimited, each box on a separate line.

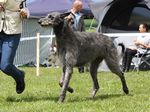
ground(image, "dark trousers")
xmin=78 ymin=66 xmax=84 ymax=73
xmin=0 ymin=31 xmax=23 ymax=80
xmin=122 ymin=48 xmax=137 ymax=72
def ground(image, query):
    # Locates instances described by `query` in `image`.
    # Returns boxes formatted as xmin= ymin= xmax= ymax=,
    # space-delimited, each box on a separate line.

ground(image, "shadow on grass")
xmin=6 ymin=93 xmax=133 ymax=103
xmin=68 ymin=93 xmax=133 ymax=103
xmin=90 ymin=94 xmax=125 ymax=100
xmin=6 ymin=95 xmax=59 ymax=103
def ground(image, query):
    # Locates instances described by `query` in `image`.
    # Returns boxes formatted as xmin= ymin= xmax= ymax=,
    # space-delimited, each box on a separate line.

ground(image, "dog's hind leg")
xmin=59 ymin=66 xmax=73 ymax=102
xmin=105 ymin=56 xmax=129 ymax=94
xmin=90 ymin=58 xmax=103 ymax=98
xmin=59 ymin=65 xmax=74 ymax=93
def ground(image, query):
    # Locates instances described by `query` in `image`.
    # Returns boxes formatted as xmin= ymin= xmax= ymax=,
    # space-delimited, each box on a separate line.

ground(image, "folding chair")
xmin=132 ymin=48 xmax=150 ymax=72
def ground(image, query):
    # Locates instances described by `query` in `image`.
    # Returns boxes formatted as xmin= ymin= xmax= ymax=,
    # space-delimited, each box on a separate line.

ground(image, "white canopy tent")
xmin=89 ymin=0 xmax=150 ymax=32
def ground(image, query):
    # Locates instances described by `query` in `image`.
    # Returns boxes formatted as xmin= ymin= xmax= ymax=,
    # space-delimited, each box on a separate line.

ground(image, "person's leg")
xmin=125 ymin=49 xmax=137 ymax=72
xmin=78 ymin=66 xmax=84 ymax=73
xmin=0 ymin=39 xmax=2 ymax=68
xmin=0 ymin=33 xmax=25 ymax=94
xmin=122 ymin=49 xmax=128 ymax=72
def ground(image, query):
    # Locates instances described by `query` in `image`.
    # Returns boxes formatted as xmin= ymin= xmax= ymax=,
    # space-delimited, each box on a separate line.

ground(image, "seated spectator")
xmin=122 ymin=23 xmax=150 ymax=72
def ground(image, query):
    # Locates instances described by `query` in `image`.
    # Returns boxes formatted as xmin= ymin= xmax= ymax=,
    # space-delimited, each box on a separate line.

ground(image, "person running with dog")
xmin=0 ymin=0 xmax=29 ymax=94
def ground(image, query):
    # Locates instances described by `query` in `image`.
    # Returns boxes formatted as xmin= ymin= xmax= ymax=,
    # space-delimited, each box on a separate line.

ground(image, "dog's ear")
xmin=60 ymin=12 xmax=71 ymax=19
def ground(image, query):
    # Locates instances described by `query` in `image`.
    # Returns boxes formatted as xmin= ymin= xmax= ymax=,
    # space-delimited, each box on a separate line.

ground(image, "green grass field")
xmin=0 ymin=67 xmax=150 ymax=112
xmin=84 ymin=19 xmax=97 ymax=32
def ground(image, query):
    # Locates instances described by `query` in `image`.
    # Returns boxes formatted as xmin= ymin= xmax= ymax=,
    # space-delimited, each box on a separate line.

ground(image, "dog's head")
xmin=38 ymin=12 xmax=70 ymax=27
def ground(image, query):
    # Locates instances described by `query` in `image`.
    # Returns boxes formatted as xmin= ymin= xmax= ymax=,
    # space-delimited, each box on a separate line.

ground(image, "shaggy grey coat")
xmin=38 ymin=12 xmax=129 ymax=102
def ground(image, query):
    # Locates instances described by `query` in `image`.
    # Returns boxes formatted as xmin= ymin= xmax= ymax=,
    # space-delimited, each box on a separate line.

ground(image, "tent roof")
xmin=89 ymin=0 xmax=150 ymax=31
xmin=27 ymin=0 xmax=92 ymax=18
xmin=102 ymin=0 xmax=143 ymax=26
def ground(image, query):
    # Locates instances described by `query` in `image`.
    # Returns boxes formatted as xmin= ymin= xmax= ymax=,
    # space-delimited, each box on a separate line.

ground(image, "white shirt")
xmin=128 ymin=35 xmax=150 ymax=53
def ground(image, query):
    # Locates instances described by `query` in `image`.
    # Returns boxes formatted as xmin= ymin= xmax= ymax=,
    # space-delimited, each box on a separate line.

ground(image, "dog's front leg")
xmin=59 ymin=66 xmax=73 ymax=102
xmin=59 ymin=65 xmax=74 ymax=93
xmin=59 ymin=65 xmax=66 ymax=86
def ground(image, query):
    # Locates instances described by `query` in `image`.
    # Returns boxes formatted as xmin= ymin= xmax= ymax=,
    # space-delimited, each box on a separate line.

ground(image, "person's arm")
xmin=0 ymin=4 xmax=4 ymax=12
xmin=135 ymin=39 xmax=150 ymax=48
xmin=65 ymin=10 xmax=75 ymax=21
xmin=134 ymin=39 xmax=140 ymax=46
xmin=144 ymin=40 xmax=150 ymax=48
xmin=65 ymin=8 xmax=76 ymax=20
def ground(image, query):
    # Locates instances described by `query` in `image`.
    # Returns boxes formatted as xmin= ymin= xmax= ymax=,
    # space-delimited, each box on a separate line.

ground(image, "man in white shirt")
xmin=122 ymin=23 xmax=150 ymax=72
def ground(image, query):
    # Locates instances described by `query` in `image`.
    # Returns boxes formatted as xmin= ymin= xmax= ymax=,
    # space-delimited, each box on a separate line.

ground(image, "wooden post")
xmin=36 ymin=33 xmax=40 ymax=76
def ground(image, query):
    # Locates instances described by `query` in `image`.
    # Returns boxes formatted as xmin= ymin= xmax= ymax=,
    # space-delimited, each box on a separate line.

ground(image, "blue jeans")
xmin=0 ymin=31 xmax=23 ymax=80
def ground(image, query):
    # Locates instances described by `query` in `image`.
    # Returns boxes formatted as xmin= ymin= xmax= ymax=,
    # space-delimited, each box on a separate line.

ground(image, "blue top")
xmin=73 ymin=12 xmax=82 ymax=30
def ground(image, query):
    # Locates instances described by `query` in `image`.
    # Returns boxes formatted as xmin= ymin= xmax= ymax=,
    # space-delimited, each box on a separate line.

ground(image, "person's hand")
xmin=0 ymin=4 xmax=4 ymax=12
xmin=135 ymin=41 xmax=142 ymax=46
xmin=65 ymin=14 xmax=72 ymax=20
xmin=20 ymin=8 xmax=28 ymax=19
xmin=65 ymin=8 xmax=76 ymax=20
xmin=134 ymin=39 xmax=141 ymax=46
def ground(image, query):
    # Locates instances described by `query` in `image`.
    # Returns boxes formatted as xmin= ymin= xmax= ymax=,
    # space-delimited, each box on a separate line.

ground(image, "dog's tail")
xmin=118 ymin=43 xmax=125 ymax=54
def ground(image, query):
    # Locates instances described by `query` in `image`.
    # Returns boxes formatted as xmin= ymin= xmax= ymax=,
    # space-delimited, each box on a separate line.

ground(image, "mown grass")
xmin=84 ymin=19 xmax=97 ymax=32
xmin=0 ymin=67 xmax=150 ymax=112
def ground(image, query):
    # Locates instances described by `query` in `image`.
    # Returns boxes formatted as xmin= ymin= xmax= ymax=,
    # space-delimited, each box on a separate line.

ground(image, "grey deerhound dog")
xmin=38 ymin=12 xmax=129 ymax=102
